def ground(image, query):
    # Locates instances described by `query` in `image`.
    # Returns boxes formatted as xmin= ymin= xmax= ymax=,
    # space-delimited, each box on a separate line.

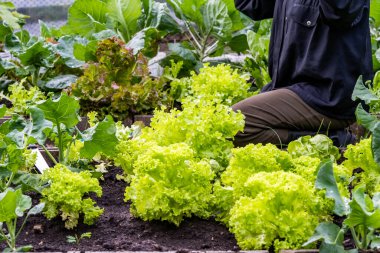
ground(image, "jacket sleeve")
xmin=319 ymin=0 xmax=369 ymax=28
xmin=234 ymin=0 xmax=276 ymax=21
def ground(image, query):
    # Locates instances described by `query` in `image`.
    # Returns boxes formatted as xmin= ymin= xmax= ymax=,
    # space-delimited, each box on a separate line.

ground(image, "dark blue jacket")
xmin=235 ymin=0 xmax=373 ymax=119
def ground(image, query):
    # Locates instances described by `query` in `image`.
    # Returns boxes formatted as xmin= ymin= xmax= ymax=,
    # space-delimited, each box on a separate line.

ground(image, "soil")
xmin=2 ymin=167 xmax=238 ymax=252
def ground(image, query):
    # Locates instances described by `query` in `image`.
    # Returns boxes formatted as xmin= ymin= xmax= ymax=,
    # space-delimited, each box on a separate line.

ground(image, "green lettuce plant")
xmin=0 ymin=188 xmax=44 ymax=252
xmin=170 ymin=64 xmax=251 ymax=105
xmin=343 ymin=138 xmax=380 ymax=195
xmin=287 ymin=134 xmax=341 ymax=162
xmin=221 ymin=143 xmax=293 ymax=190
xmin=41 ymin=164 xmax=103 ymax=229
xmin=0 ymin=82 xmax=46 ymax=115
xmin=228 ymin=171 xmax=327 ymax=252
xmin=125 ymin=142 xmax=215 ymax=226
xmin=139 ymin=98 xmax=244 ymax=169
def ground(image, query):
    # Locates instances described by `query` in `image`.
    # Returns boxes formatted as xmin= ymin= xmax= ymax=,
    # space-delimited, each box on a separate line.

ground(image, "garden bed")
xmin=4 ymin=167 xmax=239 ymax=252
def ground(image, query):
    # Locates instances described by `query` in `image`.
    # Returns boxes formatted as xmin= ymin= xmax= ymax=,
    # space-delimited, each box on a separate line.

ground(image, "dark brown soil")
xmin=3 ymin=167 xmax=238 ymax=252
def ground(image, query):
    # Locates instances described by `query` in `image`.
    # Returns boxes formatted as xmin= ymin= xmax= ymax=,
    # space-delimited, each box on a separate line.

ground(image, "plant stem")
xmin=350 ymin=227 xmax=362 ymax=249
xmin=362 ymin=226 xmax=368 ymax=249
xmin=64 ymin=138 xmax=75 ymax=165
xmin=5 ymin=172 xmax=15 ymax=189
xmin=200 ymin=29 xmax=213 ymax=62
xmin=41 ymin=145 xmax=58 ymax=165
xmin=184 ymin=22 xmax=202 ymax=50
xmin=0 ymin=226 xmax=11 ymax=248
xmin=7 ymin=220 xmax=16 ymax=251
xmin=16 ymin=215 xmax=29 ymax=239
xmin=31 ymin=67 xmax=40 ymax=87
xmin=56 ymin=121 xmax=64 ymax=162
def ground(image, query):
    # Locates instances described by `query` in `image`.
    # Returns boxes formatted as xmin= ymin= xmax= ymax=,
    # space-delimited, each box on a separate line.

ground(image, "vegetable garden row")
xmin=0 ymin=0 xmax=380 ymax=252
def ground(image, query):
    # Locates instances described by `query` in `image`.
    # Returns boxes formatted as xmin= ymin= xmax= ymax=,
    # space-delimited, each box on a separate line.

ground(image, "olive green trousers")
xmin=232 ymin=88 xmax=353 ymax=147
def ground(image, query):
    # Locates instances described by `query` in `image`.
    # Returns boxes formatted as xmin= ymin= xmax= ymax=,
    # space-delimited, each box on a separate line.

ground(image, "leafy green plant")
xmin=371 ymin=0 xmax=380 ymax=27
xmin=162 ymin=0 xmax=254 ymax=70
xmin=170 ymin=64 xmax=251 ymax=105
xmin=125 ymin=142 xmax=215 ymax=226
xmin=242 ymin=21 xmax=272 ymax=90
xmin=370 ymin=21 xmax=380 ymax=72
xmin=212 ymin=143 xmax=351 ymax=252
xmin=287 ymin=134 xmax=341 ymax=162
xmin=0 ymin=2 xmax=28 ymax=39
xmin=304 ymin=160 xmax=380 ymax=252
xmin=71 ymin=37 xmax=171 ymax=121
xmin=351 ymin=74 xmax=380 ymax=165
xmin=29 ymin=92 xmax=118 ymax=167
xmin=0 ymin=188 xmax=45 ymax=252
xmin=60 ymin=0 xmax=178 ymax=57
xmin=228 ymin=171 xmax=328 ymax=252
xmin=41 ymin=164 xmax=103 ymax=229
xmin=221 ymin=143 xmax=293 ymax=190
xmin=0 ymin=105 xmax=45 ymax=193
xmin=343 ymin=138 xmax=380 ymax=195
xmin=0 ymin=82 xmax=46 ymax=115
xmin=0 ymin=28 xmax=81 ymax=92
xmin=66 ymin=232 xmax=92 ymax=244
xmin=138 ymin=98 xmax=244 ymax=169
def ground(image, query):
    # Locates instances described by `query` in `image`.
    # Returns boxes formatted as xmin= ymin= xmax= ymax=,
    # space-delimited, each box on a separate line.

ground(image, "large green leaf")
xmin=167 ymin=0 xmax=207 ymax=26
xmin=202 ymin=0 xmax=232 ymax=40
xmin=0 ymin=188 xmax=18 ymax=222
xmin=27 ymin=202 xmax=44 ymax=216
xmin=55 ymin=36 xmax=86 ymax=68
xmin=36 ymin=93 xmax=80 ymax=128
xmin=345 ymin=186 xmax=380 ymax=229
xmin=43 ymin=75 xmax=78 ymax=90
xmin=18 ymin=41 xmax=52 ymax=67
xmin=0 ymin=24 xmax=12 ymax=43
xmin=2 ymin=144 xmax=25 ymax=173
xmin=316 ymin=159 xmax=349 ymax=216
xmin=73 ymin=40 xmax=98 ymax=62
xmin=247 ymin=30 xmax=270 ymax=58
xmin=62 ymin=0 xmax=107 ymax=38
xmin=319 ymin=243 xmax=357 ymax=253
xmin=355 ymin=104 xmax=379 ymax=132
xmin=355 ymin=104 xmax=380 ymax=165
xmin=29 ymin=107 xmax=53 ymax=145
xmin=220 ymin=0 xmax=246 ymax=31
xmin=0 ymin=2 xmax=27 ymax=30
xmin=80 ymin=116 xmax=118 ymax=159
xmin=371 ymin=0 xmax=380 ymax=26
xmin=0 ymin=104 xmax=6 ymax=118
xmin=143 ymin=0 xmax=179 ymax=34
xmin=4 ymin=33 xmax=22 ymax=52
xmin=126 ymin=27 xmax=160 ymax=56
xmin=303 ymin=222 xmax=344 ymax=246
xmin=0 ymin=188 xmax=31 ymax=222
xmin=107 ymin=0 xmax=142 ymax=42
xmin=228 ymin=33 xmax=249 ymax=53
xmin=39 ymin=20 xmax=52 ymax=38
xmin=352 ymin=76 xmax=380 ymax=105
xmin=15 ymin=193 xmax=31 ymax=217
